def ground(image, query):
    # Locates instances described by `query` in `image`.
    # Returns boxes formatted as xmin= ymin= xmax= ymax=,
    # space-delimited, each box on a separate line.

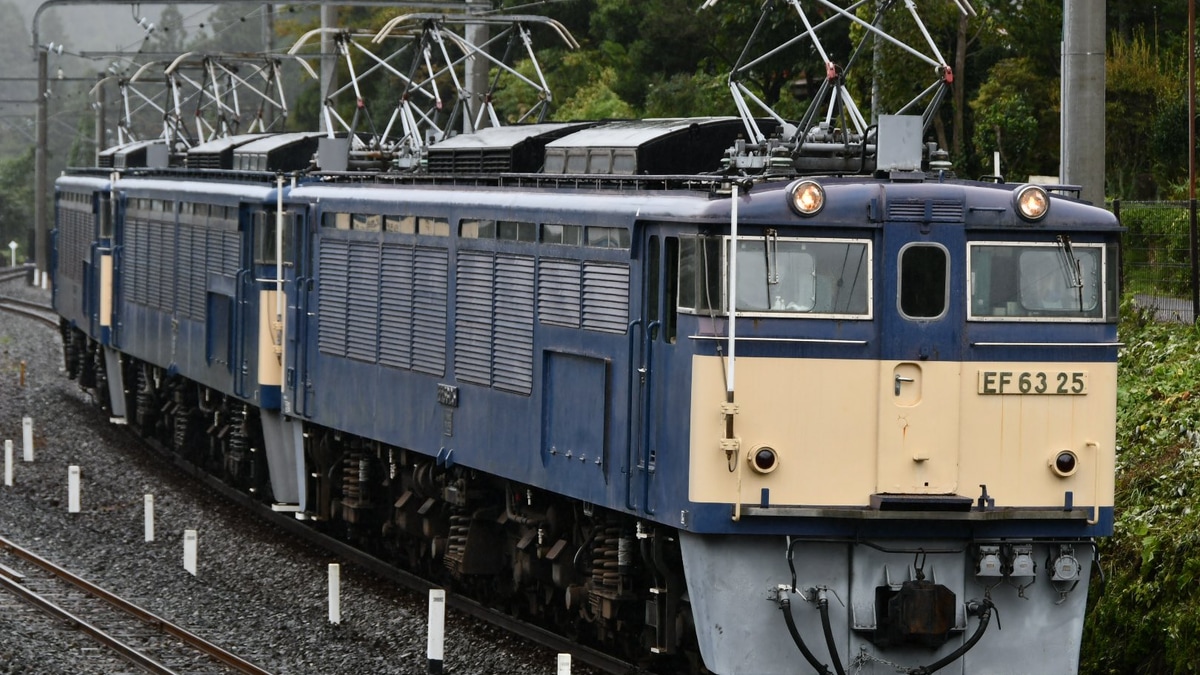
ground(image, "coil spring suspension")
xmin=444 ymin=512 xmax=471 ymax=576
xmin=339 ymin=448 xmax=372 ymax=523
xmin=78 ymin=340 xmax=96 ymax=389
xmin=64 ymin=330 xmax=82 ymax=380
xmin=589 ymin=525 xmax=631 ymax=619
xmin=92 ymin=346 xmax=109 ymax=411
xmin=224 ymin=405 xmax=250 ymax=481
xmin=135 ymin=368 xmax=155 ymax=430
xmin=172 ymin=400 xmax=190 ymax=453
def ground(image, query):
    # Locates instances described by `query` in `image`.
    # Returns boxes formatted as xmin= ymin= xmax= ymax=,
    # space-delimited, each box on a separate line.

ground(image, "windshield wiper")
xmin=1055 ymin=234 xmax=1085 ymax=311
xmin=765 ymin=228 xmax=780 ymax=286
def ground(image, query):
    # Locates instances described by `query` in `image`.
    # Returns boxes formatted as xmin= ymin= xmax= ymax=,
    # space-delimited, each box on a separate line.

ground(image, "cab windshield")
xmin=677 ymin=235 xmax=871 ymax=317
xmin=969 ymin=242 xmax=1108 ymax=320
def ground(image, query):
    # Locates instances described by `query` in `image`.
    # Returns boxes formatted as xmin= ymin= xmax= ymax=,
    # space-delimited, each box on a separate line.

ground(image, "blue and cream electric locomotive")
xmin=54 ymin=108 xmax=1117 ymax=673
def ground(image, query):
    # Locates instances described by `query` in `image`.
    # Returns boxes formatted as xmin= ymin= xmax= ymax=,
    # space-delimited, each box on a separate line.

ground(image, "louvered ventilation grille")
xmin=317 ymin=239 xmax=349 ymax=356
xmin=537 ymin=258 xmax=582 ymax=328
xmin=887 ymin=199 xmax=964 ymax=222
xmin=378 ymin=244 xmax=414 ymax=369
xmin=426 ymin=149 xmax=514 ymax=174
xmin=123 ymin=221 xmax=144 ymax=306
xmin=493 ymin=255 xmax=534 ymax=394
xmin=57 ymin=207 xmax=90 ymax=283
xmin=412 ymin=248 xmax=448 ymax=376
xmin=146 ymin=221 xmax=175 ymax=312
xmin=455 ymin=251 xmax=494 ymax=386
xmin=581 ymin=263 xmax=629 ymax=334
xmin=346 ymin=243 xmax=381 ymax=363
xmin=188 ymin=153 xmax=226 ymax=170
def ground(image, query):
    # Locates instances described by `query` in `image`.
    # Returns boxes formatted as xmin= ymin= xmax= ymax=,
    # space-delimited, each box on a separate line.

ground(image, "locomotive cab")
xmin=678 ymin=174 xmax=1119 ymax=673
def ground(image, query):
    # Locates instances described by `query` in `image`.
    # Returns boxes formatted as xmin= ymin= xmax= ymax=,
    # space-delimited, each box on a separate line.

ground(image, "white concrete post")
xmin=4 ymin=440 xmax=12 ymax=487
xmin=67 ymin=465 xmax=80 ymax=512
xmin=21 ymin=417 xmax=32 ymax=462
xmin=557 ymin=653 xmax=572 ymax=674
xmin=427 ymin=589 xmax=446 ymax=674
xmin=183 ymin=529 xmax=197 ymax=576
xmin=328 ymin=563 xmax=341 ymax=624
xmin=144 ymin=495 xmax=155 ymax=542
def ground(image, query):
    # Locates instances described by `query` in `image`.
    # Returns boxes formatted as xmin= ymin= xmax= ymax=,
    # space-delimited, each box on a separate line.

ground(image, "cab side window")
xmin=899 ymin=244 xmax=948 ymax=319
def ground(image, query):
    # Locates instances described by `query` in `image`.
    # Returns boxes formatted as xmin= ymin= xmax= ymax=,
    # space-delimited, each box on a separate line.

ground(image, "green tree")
xmin=969 ymin=57 xmax=1048 ymax=180
xmin=0 ymin=148 xmax=34 ymax=261
xmin=554 ymin=66 xmax=635 ymax=121
xmin=1106 ymin=28 xmax=1180 ymax=199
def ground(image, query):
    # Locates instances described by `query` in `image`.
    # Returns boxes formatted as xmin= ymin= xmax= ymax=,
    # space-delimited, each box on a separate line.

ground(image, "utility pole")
xmin=1189 ymin=0 xmax=1197 ymax=323
xmin=1060 ymin=0 xmax=1105 ymax=207
xmin=464 ymin=0 xmax=488 ymax=131
xmin=320 ymin=4 xmax=336 ymax=133
xmin=94 ymin=73 xmax=105 ymax=164
xmin=34 ymin=46 xmax=46 ymax=286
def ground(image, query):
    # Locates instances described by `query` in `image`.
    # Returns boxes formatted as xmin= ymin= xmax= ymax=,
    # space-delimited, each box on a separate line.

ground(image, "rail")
xmin=0 ymin=267 xmax=28 ymax=284
xmin=0 ymin=295 xmax=57 ymax=328
xmin=0 ymin=534 xmax=273 ymax=675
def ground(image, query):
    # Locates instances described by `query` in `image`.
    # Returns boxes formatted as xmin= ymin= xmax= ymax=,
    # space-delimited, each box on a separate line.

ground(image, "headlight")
xmin=1014 ymin=184 xmax=1050 ymax=222
xmin=1049 ymin=450 xmax=1078 ymax=477
xmin=789 ymin=180 xmax=825 ymax=216
xmin=748 ymin=445 xmax=780 ymax=474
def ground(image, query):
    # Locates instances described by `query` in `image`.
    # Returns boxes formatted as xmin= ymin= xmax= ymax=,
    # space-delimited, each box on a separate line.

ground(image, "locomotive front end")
xmin=678 ymin=178 xmax=1119 ymax=674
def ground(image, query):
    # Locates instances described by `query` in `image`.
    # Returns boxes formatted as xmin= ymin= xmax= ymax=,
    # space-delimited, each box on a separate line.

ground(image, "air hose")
xmin=907 ymin=598 xmax=997 ymax=675
xmin=817 ymin=593 xmax=847 ymax=675
xmin=779 ymin=594 xmax=833 ymax=675
xmin=781 ymin=591 xmax=997 ymax=675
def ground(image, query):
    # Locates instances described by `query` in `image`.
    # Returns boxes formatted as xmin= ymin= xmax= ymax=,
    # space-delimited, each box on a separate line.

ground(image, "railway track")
xmin=0 ymin=535 xmax=272 ymax=675
xmin=0 ymin=268 xmax=57 ymax=327
xmin=0 ymin=295 xmax=58 ymax=328
xmin=0 ymin=266 xmax=28 ymax=284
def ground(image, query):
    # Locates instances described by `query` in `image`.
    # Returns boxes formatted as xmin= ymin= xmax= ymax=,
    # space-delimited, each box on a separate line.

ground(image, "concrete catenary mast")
xmin=1061 ymin=0 xmax=1105 ymax=206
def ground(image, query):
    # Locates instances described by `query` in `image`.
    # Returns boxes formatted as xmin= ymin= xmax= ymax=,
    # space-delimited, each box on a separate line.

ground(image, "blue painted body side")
xmin=107 ymin=179 xmax=277 ymax=408
xmin=276 ymin=179 xmax=1119 ymax=540
xmin=52 ymin=176 xmax=112 ymax=343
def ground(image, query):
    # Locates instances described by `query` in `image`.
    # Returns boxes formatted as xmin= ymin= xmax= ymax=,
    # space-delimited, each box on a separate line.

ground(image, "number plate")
xmin=977 ymin=370 xmax=1088 ymax=395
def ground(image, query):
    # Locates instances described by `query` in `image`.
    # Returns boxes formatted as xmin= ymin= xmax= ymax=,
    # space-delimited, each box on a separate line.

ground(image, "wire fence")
xmin=1114 ymin=199 xmax=1198 ymax=324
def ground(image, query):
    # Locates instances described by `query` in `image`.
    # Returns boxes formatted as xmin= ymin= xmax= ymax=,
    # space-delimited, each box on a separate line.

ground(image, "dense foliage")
xmin=512 ymin=0 xmax=1189 ymax=194
xmin=1 ymin=1 xmax=1190 ymax=259
xmin=1083 ymin=303 xmax=1200 ymax=673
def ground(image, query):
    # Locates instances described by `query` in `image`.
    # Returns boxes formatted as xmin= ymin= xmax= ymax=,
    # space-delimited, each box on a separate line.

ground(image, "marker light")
xmin=1014 ymin=184 xmax=1050 ymax=222
xmin=789 ymin=180 xmax=825 ymax=216
xmin=1051 ymin=549 xmax=1081 ymax=582
xmin=1050 ymin=450 xmax=1078 ymax=477
xmin=748 ymin=445 xmax=779 ymax=474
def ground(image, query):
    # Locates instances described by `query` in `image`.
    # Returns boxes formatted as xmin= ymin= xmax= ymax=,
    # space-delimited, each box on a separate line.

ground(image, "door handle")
xmin=894 ymin=374 xmax=915 ymax=396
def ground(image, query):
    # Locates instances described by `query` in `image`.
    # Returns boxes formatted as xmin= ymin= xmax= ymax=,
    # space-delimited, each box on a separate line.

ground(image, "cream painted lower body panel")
xmin=689 ymin=355 xmax=1115 ymax=512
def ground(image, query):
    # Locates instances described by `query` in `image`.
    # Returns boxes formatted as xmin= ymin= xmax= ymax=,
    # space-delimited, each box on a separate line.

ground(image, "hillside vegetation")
xmin=1083 ymin=300 xmax=1200 ymax=673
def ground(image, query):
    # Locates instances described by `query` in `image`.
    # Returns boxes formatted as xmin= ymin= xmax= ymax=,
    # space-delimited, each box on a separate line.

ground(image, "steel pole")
xmin=35 ymin=48 xmax=47 ymax=285
xmin=94 ymin=73 xmax=105 ymax=163
xmin=320 ymin=4 xmax=336 ymax=134
xmin=1190 ymin=0 xmax=1198 ymax=322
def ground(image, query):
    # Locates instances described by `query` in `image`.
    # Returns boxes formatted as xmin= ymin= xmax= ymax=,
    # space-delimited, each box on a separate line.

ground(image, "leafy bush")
xmin=1082 ymin=302 xmax=1200 ymax=673
xmin=1119 ymin=203 xmax=1193 ymax=296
